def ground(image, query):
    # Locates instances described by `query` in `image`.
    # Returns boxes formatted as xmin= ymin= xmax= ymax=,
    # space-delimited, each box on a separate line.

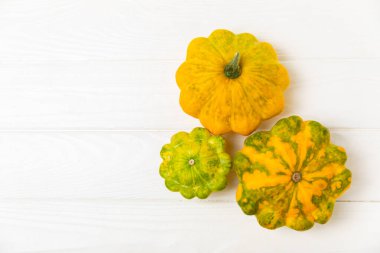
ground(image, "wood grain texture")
xmin=0 ymin=130 xmax=376 ymax=201
xmin=0 ymin=200 xmax=378 ymax=253
xmin=0 ymin=0 xmax=379 ymax=62
xmin=0 ymin=0 xmax=379 ymax=251
xmin=0 ymin=59 xmax=379 ymax=130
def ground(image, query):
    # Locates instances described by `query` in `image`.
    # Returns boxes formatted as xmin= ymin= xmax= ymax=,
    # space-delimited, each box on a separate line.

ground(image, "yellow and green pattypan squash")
xmin=176 ymin=29 xmax=289 ymax=135
xmin=160 ymin=127 xmax=231 ymax=199
xmin=234 ymin=116 xmax=351 ymax=231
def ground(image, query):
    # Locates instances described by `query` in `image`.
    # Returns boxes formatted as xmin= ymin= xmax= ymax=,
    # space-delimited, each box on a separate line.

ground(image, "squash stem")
xmin=224 ymin=52 xmax=241 ymax=79
xmin=291 ymin=172 xmax=302 ymax=183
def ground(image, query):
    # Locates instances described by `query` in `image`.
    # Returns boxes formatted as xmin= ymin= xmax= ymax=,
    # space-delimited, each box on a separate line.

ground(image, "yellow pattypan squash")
xmin=176 ymin=29 xmax=289 ymax=135
xmin=234 ymin=116 xmax=352 ymax=231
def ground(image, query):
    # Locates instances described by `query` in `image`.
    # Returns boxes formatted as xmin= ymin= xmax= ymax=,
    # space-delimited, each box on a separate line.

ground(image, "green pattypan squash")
xmin=160 ymin=127 xmax=231 ymax=199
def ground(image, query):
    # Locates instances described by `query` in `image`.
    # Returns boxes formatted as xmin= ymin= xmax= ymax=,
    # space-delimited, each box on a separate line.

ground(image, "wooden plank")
xmin=0 ymin=200 xmax=378 ymax=252
xmin=0 ymin=59 xmax=379 ymax=130
xmin=0 ymin=130 xmax=376 ymax=201
xmin=0 ymin=0 xmax=378 ymax=252
xmin=0 ymin=0 xmax=379 ymax=62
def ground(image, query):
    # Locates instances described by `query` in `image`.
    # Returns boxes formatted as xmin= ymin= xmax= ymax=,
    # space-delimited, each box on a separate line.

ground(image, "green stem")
xmin=224 ymin=52 xmax=241 ymax=79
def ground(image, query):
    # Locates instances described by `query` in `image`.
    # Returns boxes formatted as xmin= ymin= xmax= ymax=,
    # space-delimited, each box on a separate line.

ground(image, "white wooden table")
xmin=0 ymin=0 xmax=379 ymax=252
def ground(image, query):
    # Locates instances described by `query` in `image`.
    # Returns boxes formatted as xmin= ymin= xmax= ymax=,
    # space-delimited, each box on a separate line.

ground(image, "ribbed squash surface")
xmin=176 ymin=29 xmax=289 ymax=135
xmin=234 ymin=116 xmax=352 ymax=230
xmin=160 ymin=128 xmax=231 ymax=199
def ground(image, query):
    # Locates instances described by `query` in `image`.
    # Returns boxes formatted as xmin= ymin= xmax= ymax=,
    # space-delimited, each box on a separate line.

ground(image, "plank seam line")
xmin=0 ymin=57 xmax=379 ymax=64
xmin=0 ymin=128 xmax=379 ymax=133
xmin=0 ymin=198 xmax=377 ymax=203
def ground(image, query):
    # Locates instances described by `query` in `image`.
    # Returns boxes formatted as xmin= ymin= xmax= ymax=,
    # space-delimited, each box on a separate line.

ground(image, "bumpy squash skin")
xmin=160 ymin=128 xmax=231 ymax=199
xmin=176 ymin=29 xmax=289 ymax=136
xmin=234 ymin=116 xmax=352 ymax=231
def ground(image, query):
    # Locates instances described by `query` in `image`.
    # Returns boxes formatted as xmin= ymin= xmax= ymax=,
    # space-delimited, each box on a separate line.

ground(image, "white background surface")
xmin=0 ymin=0 xmax=379 ymax=252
